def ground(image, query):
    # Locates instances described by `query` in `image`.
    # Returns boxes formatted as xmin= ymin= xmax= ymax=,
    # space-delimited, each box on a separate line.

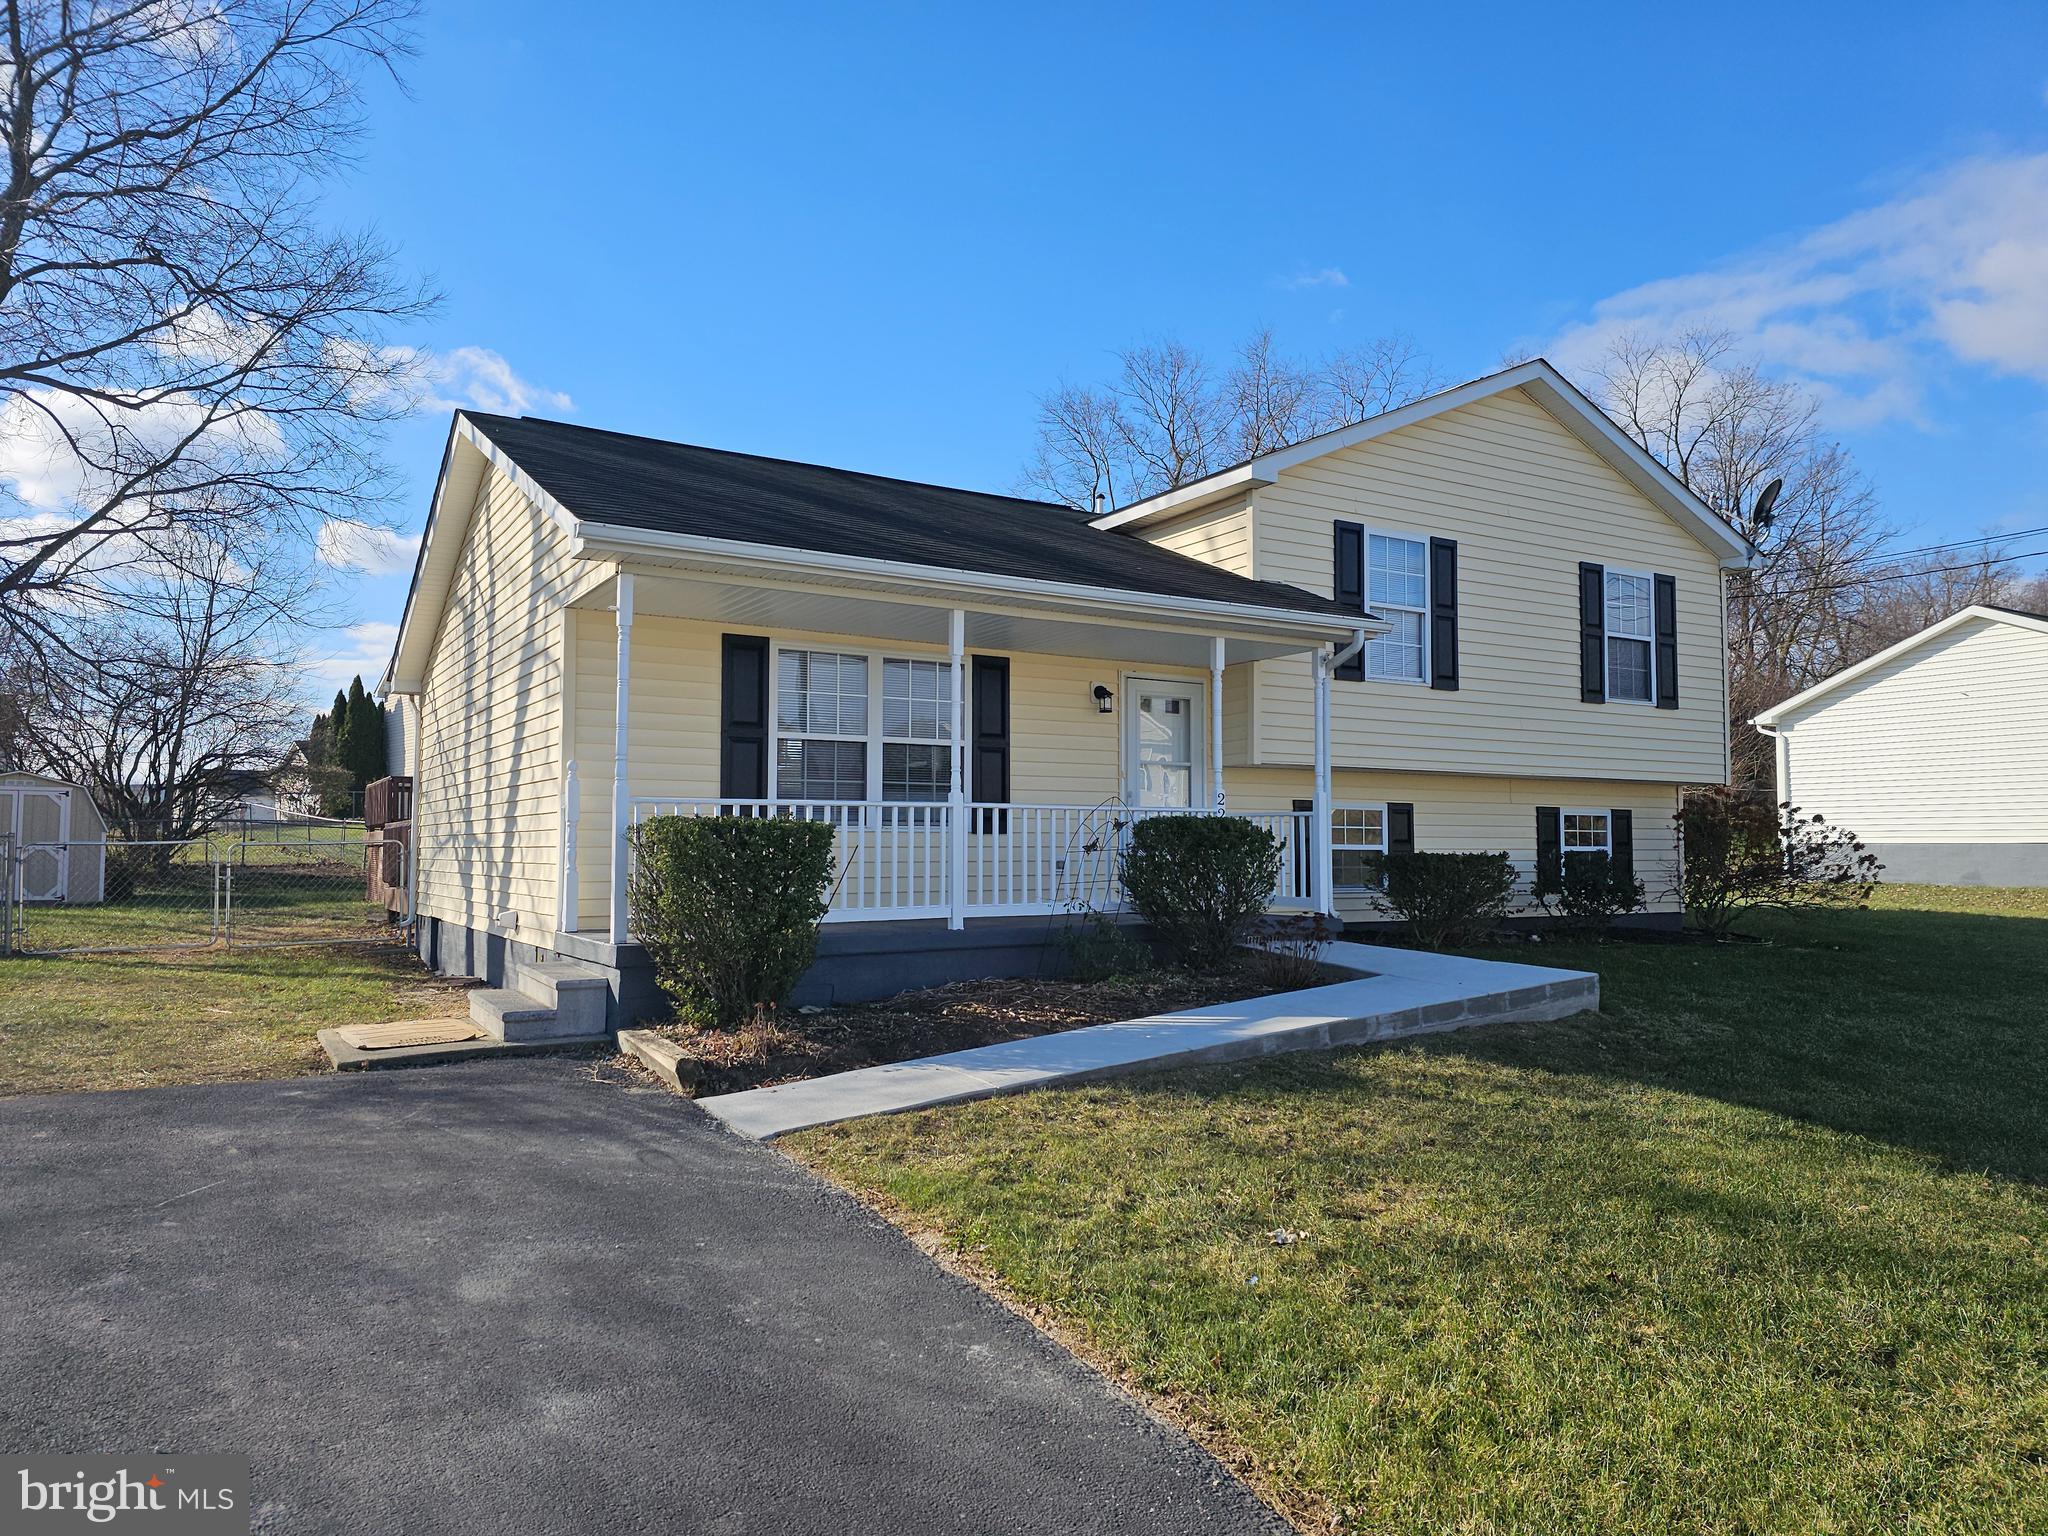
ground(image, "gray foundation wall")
xmin=1862 ymin=842 xmax=2048 ymax=888
xmin=416 ymin=905 xmax=1683 ymax=1033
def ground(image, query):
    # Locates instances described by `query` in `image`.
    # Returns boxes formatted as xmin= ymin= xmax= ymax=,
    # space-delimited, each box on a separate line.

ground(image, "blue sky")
xmin=312 ymin=0 xmax=2048 ymax=692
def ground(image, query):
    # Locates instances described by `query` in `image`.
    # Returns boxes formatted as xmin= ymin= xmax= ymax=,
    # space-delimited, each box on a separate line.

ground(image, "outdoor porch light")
xmin=1092 ymin=684 xmax=1115 ymax=714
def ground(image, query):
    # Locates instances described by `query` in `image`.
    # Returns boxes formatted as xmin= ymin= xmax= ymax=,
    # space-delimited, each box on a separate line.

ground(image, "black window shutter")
xmin=719 ymin=634 xmax=770 ymax=798
xmin=1611 ymin=809 xmax=1634 ymax=884
xmin=1428 ymin=538 xmax=1459 ymax=691
xmin=1334 ymin=520 xmax=1365 ymax=681
xmin=1578 ymin=562 xmax=1606 ymax=703
xmin=970 ymin=655 xmax=1010 ymax=816
xmin=1535 ymin=806 xmax=1563 ymax=894
xmin=1387 ymin=802 xmax=1415 ymax=855
xmin=1653 ymin=574 xmax=1679 ymax=710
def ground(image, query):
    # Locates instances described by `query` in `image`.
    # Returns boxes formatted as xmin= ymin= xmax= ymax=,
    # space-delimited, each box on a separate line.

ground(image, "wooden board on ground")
xmin=334 ymin=1019 xmax=484 ymax=1050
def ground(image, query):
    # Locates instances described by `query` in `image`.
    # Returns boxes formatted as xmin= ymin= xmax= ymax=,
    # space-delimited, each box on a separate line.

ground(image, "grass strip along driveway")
xmin=793 ymin=886 xmax=2048 ymax=1534
xmin=0 ymin=940 xmax=469 ymax=1096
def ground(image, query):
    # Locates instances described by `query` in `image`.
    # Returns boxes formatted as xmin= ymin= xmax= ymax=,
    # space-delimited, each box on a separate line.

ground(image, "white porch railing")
xmin=624 ymin=799 xmax=1316 ymax=926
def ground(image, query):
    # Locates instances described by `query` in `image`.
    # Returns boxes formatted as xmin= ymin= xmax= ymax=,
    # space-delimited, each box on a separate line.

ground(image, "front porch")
xmin=553 ymin=558 xmax=1375 ymax=948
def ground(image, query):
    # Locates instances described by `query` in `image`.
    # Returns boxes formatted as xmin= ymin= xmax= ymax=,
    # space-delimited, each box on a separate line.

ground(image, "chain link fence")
xmin=1 ymin=826 xmax=407 ymax=957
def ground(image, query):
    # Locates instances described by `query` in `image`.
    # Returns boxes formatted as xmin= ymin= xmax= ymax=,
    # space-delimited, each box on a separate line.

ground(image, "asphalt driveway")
xmin=0 ymin=1058 xmax=1282 ymax=1534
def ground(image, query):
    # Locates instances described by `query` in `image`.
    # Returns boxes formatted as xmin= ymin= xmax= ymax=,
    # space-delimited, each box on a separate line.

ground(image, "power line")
xmin=1750 ymin=546 xmax=2048 ymax=603
xmin=1867 ymin=524 xmax=2048 ymax=561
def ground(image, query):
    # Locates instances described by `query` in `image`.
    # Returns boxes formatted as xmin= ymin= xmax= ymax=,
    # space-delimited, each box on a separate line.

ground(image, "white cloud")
xmin=314 ymin=519 xmax=417 ymax=576
xmin=1278 ymin=266 xmax=1350 ymax=291
xmin=300 ymin=621 xmax=400 ymax=697
xmin=1549 ymin=153 xmax=2048 ymax=426
xmin=418 ymin=346 xmax=573 ymax=416
xmin=321 ymin=341 xmax=573 ymax=419
xmin=0 ymin=387 xmax=281 ymax=514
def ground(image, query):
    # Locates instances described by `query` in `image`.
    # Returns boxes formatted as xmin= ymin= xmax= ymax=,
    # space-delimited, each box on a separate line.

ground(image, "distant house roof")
xmin=1752 ymin=604 xmax=2048 ymax=726
xmin=458 ymin=413 xmax=1362 ymax=622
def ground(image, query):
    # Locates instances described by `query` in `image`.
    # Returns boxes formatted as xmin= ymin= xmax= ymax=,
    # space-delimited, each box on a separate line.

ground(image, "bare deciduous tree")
xmin=1585 ymin=327 xmax=2047 ymax=784
xmin=0 ymin=0 xmax=433 ymax=646
xmin=1022 ymin=330 xmax=1437 ymax=510
xmin=14 ymin=537 xmax=308 ymax=842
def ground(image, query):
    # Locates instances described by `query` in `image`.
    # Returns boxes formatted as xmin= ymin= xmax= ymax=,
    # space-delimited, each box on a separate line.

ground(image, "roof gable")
xmin=1753 ymin=605 xmax=2048 ymax=726
xmin=1091 ymin=359 xmax=1754 ymax=568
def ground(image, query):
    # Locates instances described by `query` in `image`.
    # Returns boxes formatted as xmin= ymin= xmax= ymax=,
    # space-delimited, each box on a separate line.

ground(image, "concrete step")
xmin=505 ymin=956 xmax=612 ymax=1035
xmin=469 ymin=988 xmax=588 ymax=1043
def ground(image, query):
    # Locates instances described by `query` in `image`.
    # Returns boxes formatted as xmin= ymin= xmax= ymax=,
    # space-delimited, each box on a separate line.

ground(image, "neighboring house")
xmin=381 ymin=358 xmax=1752 ymax=1019
xmin=1751 ymin=604 xmax=2048 ymax=886
xmin=0 ymin=770 xmax=108 ymax=903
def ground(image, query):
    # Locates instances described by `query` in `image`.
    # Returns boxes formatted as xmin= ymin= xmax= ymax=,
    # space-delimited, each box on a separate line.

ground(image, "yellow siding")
xmin=566 ymin=614 xmax=1209 ymax=923
xmin=1773 ymin=616 xmax=2048 ymax=842
xmin=1245 ymin=387 xmax=1729 ymax=783
xmin=1138 ymin=496 xmax=1253 ymax=575
xmin=1226 ymin=766 xmax=1683 ymax=918
xmin=412 ymin=465 xmax=573 ymax=934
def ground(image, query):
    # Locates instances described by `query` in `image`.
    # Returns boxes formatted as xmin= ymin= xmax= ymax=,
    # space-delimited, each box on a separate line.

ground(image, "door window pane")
xmin=1134 ymin=692 xmax=1196 ymax=807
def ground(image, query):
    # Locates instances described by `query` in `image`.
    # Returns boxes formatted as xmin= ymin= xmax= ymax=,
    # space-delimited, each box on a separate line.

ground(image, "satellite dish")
xmin=1751 ymin=477 xmax=1783 ymax=531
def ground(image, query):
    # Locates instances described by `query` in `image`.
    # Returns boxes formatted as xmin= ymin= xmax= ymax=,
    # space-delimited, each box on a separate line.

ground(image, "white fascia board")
xmin=380 ymin=413 xmax=575 ymax=696
xmin=1088 ymin=465 xmax=1271 ymax=529
xmin=1093 ymin=359 xmax=1756 ymax=570
xmin=572 ymin=520 xmax=1386 ymax=644
xmin=1752 ymin=606 xmax=2048 ymax=726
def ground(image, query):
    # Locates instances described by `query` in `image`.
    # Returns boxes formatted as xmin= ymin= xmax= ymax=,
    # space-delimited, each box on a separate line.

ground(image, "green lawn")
xmin=793 ymin=885 xmax=2048 ymax=1535
xmin=0 ymin=940 xmax=469 ymax=1096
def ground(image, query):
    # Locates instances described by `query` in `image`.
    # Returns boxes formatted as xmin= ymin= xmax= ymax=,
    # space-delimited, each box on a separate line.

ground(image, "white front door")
xmin=1125 ymin=681 xmax=1204 ymax=808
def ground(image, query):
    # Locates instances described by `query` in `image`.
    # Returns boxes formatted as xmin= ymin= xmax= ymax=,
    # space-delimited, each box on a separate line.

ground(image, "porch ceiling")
xmin=570 ymin=565 xmax=1343 ymax=667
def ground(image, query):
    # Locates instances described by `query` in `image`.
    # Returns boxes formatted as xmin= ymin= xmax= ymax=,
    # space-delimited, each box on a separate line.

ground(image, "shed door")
xmin=16 ymin=788 xmax=69 ymax=902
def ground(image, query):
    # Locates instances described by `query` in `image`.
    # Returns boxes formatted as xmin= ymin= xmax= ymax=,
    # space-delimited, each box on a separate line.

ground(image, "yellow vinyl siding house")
xmin=1752 ymin=605 xmax=2048 ymax=886
xmin=1097 ymin=361 xmax=1751 ymax=925
xmin=382 ymin=360 xmax=1751 ymax=1020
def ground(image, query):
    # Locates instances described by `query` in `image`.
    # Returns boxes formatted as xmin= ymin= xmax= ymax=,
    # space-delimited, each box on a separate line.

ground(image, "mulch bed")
xmin=635 ymin=964 xmax=1302 ymax=1098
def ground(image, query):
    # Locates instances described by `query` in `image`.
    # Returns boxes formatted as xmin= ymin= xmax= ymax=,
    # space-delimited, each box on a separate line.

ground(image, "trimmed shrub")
xmin=1545 ymin=853 xmax=1647 ymax=938
xmin=1677 ymin=787 xmax=1882 ymax=937
xmin=1119 ymin=814 xmax=1283 ymax=971
xmin=627 ymin=814 xmax=836 ymax=1028
xmin=1374 ymin=851 xmax=1517 ymax=949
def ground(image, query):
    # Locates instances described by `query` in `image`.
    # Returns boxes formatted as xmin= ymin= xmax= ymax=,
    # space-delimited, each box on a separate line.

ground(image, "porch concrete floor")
xmin=696 ymin=942 xmax=1600 ymax=1139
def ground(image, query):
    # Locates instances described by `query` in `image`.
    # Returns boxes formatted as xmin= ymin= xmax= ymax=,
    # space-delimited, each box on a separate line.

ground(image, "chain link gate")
xmin=2 ymin=824 xmax=409 ymax=957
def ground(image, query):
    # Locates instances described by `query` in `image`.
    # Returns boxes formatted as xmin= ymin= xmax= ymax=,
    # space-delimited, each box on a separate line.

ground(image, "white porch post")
xmin=608 ymin=572 xmax=635 ymax=945
xmin=559 ymin=760 xmax=580 ymax=933
xmin=1312 ymin=644 xmax=1334 ymax=915
xmin=1210 ymin=636 xmax=1227 ymax=813
xmin=947 ymin=608 xmax=967 ymax=930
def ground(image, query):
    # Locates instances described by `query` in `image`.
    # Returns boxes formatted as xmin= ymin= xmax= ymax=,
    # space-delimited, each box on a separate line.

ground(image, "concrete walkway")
xmin=699 ymin=941 xmax=1598 ymax=1140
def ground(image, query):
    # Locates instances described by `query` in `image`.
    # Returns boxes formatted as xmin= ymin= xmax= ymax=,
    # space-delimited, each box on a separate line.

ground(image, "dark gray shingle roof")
xmin=461 ymin=413 xmax=1359 ymax=621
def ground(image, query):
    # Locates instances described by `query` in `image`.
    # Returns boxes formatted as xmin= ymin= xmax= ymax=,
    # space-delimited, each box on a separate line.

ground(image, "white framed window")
xmin=773 ymin=645 xmax=955 ymax=805
xmin=1562 ymin=809 xmax=1612 ymax=856
xmin=1604 ymin=569 xmax=1655 ymax=703
xmin=776 ymin=649 xmax=869 ymax=801
xmin=1366 ymin=533 xmax=1428 ymax=683
xmin=1331 ymin=804 xmax=1388 ymax=890
xmin=881 ymin=657 xmax=953 ymax=804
